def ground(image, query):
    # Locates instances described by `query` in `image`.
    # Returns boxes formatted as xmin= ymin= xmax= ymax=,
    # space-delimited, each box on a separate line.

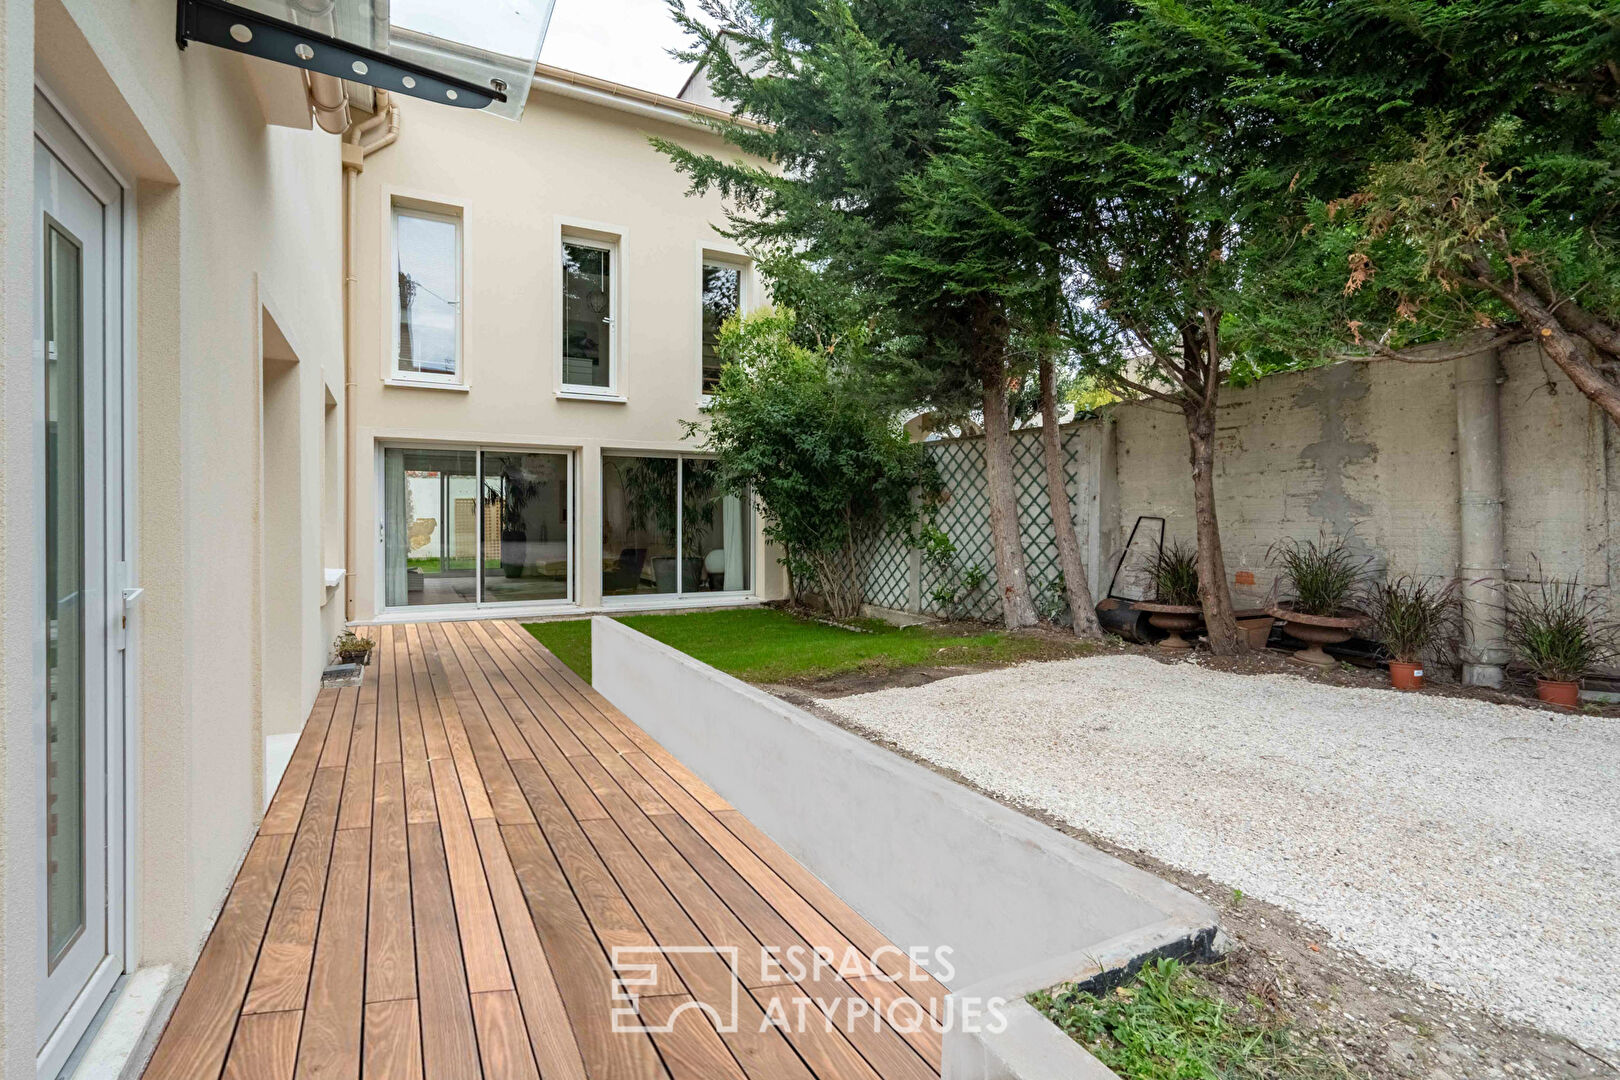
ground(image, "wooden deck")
xmin=142 ymin=620 xmax=947 ymax=1080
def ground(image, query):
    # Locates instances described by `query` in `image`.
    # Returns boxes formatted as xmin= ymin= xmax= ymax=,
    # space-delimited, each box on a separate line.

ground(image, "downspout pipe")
xmin=341 ymin=92 xmax=400 ymax=621
xmin=1456 ymin=347 xmax=1509 ymax=686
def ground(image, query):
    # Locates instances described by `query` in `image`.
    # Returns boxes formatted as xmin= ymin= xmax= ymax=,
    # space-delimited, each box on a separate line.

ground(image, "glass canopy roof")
xmin=178 ymin=0 xmax=556 ymax=120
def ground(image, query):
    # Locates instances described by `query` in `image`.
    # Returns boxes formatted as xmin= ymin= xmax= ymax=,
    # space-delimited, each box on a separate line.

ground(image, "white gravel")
xmin=817 ymin=655 xmax=1620 ymax=1055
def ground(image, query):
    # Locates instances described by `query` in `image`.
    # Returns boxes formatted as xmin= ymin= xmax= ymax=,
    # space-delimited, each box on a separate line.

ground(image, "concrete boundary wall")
xmin=591 ymin=616 xmax=1217 ymax=1080
xmin=867 ymin=345 xmax=1613 ymax=627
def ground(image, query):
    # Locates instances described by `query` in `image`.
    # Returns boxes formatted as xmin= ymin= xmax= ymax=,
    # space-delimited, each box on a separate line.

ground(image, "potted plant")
xmin=1503 ymin=577 xmax=1618 ymax=708
xmin=1266 ymin=535 xmax=1372 ymax=667
xmin=1132 ymin=542 xmax=1202 ymax=650
xmin=333 ymin=631 xmax=376 ymax=666
xmin=1366 ymin=576 xmax=1461 ymax=690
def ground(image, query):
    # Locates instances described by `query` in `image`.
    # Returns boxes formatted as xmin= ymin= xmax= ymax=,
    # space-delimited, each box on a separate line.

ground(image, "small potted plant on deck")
xmin=1266 ymin=535 xmax=1372 ymax=666
xmin=1133 ymin=543 xmax=1203 ymax=650
xmin=1503 ymin=577 xmax=1618 ymax=708
xmin=333 ymin=630 xmax=376 ymax=667
xmin=1366 ymin=576 xmax=1461 ymax=690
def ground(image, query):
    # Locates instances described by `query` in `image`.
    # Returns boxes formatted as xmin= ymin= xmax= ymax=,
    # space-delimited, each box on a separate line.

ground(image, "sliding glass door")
xmin=601 ymin=453 xmax=750 ymax=600
xmin=383 ymin=446 xmax=572 ymax=609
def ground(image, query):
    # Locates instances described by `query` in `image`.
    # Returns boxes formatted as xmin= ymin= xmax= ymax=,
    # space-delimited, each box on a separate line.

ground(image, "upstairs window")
xmin=392 ymin=204 xmax=462 ymax=383
xmin=561 ymin=237 xmax=617 ymax=393
xmin=701 ymin=259 xmax=743 ymax=395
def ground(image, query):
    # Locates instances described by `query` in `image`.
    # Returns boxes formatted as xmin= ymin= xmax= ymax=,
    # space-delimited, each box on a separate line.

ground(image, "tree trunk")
xmin=1184 ymin=403 xmax=1244 ymax=654
xmin=1038 ymin=355 xmax=1102 ymax=637
xmin=981 ymin=365 xmax=1040 ymax=629
xmin=1472 ymin=261 xmax=1620 ymax=426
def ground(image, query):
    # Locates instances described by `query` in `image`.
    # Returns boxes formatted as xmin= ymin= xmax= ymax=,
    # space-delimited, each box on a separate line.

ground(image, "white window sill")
xmin=556 ymin=389 xmax=627 ymax=404
xmin=384 ymin=378 xmax=470 ymax=392
xmin=323 ymin=568 xmax=346 ymax=590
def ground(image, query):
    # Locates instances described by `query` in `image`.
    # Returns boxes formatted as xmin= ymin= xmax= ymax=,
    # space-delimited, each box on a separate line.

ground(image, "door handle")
xmin=118 ymin=586 xmax=144 ymax=648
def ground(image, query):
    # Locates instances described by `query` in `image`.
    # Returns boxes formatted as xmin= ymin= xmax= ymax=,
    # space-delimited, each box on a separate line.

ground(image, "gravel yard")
xmin=816 ymin=654 xmax=1620 ymax=1057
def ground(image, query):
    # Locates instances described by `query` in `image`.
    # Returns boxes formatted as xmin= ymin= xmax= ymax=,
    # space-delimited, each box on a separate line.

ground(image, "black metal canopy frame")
xmin=176 ymin=0 xmax=507 ymax=113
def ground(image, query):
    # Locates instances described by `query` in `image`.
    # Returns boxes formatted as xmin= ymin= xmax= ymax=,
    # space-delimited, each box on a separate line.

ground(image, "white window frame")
xmin=376 ymin=441 xmax=577 ymax=614
xmin=695 ymin=244 xmax=754 ymax=403
xmin=389 ymin=201 xmax=464 ymax=386
xmin=554 ymin=218 xmax=627 ymax=402
xmin=697 ymin=252 xmax=749 ymax=402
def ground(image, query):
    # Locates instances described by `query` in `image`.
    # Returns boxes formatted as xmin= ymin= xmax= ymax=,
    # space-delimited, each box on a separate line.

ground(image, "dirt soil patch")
xmin=798 ymin=626 xmax=1620 ymax=718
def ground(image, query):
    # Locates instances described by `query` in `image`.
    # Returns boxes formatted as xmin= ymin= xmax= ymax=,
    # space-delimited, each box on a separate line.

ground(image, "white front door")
xmin=35 ymin=90 xmax=126 ymax=1077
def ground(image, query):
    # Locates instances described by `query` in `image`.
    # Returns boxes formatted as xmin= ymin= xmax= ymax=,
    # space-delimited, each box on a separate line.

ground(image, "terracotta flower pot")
xmin=1388 ymin=660 xmax=1424 ymax=691
xmin=1267 ymin=602 xmax=1368 ymax=668
xmin=1536 ymin=678 xmax=1580 ymax=709
xmin=1132 ymin=601 xmax=1203 ymax=650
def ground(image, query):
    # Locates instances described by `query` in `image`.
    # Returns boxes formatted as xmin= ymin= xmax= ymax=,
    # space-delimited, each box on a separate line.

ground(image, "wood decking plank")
xmin=430 ymin=758 xmax=515 ymax=994
xmin=362 ymin=1000 xmax=424 ymax=1080
xmin=464 ymin=622 xmax=591 ymax=759
xmin=337 ymin=684 xmax=377 ymax=832
xmin=716 ymin=809 xmax=948 ymax=1023
xmin=375 ymin=625 xmax=403 ymax=766
xmin=578 ymin=816 xmax=744 ymax=1007
xmin=148 ymin=618 xmax=943 ymax=1080
xmin=506 ymin=765 xmax=681 ymax=996
xmin=365 ymin=763 xmax=415 ymax=1003
xmin=408 ymin=822 xmax=484 ymax=1080
xmin=847 ymin=977 xmax=943 ymax=1073
xmin=244 ymin=768 xmax=345 ymax=1015
xmin=625 ymin=754 xmax=876 ymax=980
xmin=143 ymin=831 xmax=295 ymax=1080
xmin=318 ymin=687 xmax=360 ymax=772
xmin=417 ymin=624 xmax=498 ymax=821
xmin=440 ymin=622 xmax=536 ymax=762
xmin=582 ymin=787 xmax=783 ymax=990
xmin=470 ymin=991 xmax=542 ymax=1080
xmin=635 ymin=995 xmax=748 ymax=1080
xmin=501 ymin=822 xmax=670 ymax=1080
xmin=263 ymin=691 xmax=339 ymax=835
xmin=222 ymin=1010 xmax=301 ymax=1080
xmin=750 ymin=984 xmax=885 ymax=1080
xmin=402 ymin=757 xmax=438 ymax=825
xmin=403 ymin=623 xmax=448 ymax=761
xmin=473 ymin=818 xmax=589 ymax=1080
xmin=490 ymin=623 xmax=638 ymax=759
xmin=426 ymin=623 xmax=531 ymax=825
xmin=294 ymin=826 xmax=371 ymax=1080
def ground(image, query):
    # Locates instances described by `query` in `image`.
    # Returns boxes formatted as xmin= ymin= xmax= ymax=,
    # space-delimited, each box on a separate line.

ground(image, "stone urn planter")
xmin=1132 ymin=601 xmax=1203 ymax=650
xmin=1267 ymin=602 xmax=1367 ymax=667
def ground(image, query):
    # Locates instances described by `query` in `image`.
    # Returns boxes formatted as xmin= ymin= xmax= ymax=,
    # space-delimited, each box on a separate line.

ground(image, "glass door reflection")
xmin=481 ymin=452 xmax=570 ymax=604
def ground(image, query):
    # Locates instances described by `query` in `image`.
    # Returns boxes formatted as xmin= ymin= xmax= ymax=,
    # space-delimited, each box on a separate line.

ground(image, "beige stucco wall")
xmin=347 ymin=88 xmax=788 ymax=621
xmin=2 ymin=0 xmax=344 ymax=1069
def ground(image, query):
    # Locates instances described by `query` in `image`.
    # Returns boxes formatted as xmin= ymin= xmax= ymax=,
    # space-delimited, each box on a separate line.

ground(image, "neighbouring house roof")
xmin=532 ymin=61 xmax=768 ymax=132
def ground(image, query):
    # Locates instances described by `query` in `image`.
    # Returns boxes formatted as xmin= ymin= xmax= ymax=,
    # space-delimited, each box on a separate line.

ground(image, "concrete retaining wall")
xmin=870 ymin=344 xmax=1615 ymax=622
xmin=591 ymin=616 xmax=1217 ymax=1079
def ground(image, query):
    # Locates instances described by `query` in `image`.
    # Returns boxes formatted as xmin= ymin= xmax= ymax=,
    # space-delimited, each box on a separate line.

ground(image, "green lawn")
xmin=524 ymin=607 xmax=1090 ymax=685
xmin=1032 ymin=958 xmax=1354 ymax=1080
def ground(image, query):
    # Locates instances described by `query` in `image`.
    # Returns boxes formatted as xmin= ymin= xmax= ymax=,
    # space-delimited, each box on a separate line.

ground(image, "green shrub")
xmin=688 ymin=308 xmax=938 ymax=619
xmin=1145 ymin=543 xmax=1200 ymax=606
xmin=1503 ymin=578 xmax=1619 ymax=683
xmin=1268 ymin=535 xmax=1371 ymax=617
xmin=1367 ymin=576 xmax=1462 ymax=664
